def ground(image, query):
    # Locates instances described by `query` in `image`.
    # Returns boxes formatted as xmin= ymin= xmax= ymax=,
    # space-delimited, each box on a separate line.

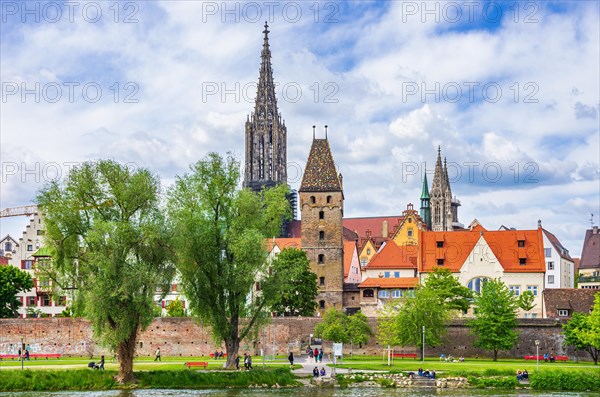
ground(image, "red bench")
xmin=0 ymin=353 xmax=61 ymax=360
xmin=392 ymin=353 xmax=418 ymax=359
xmin=185 ymin=361 xmax=208 ymax=369
xmin=0 ymin=354 xmax=19 ymax=360
xmin=524 ymin=355 xmax=568 ymax=362
xmin=209 ymin=353 xmax=227 ymax=358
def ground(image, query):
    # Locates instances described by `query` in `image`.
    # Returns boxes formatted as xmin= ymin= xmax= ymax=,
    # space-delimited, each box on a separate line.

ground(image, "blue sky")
xmin=1 ymin=0 xmax=599 ymax=256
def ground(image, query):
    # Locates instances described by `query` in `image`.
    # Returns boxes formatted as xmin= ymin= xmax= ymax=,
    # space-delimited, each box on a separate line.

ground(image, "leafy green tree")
xmin=166 ymin=298 xmax=186 ymax=317
xmin=422 ymin=267 xmax=473 ymax=311
xmin=395 ymin=287 xmax=450 ymax=359
xmin=167 ymin=153 xmax=292 ymax=369
xmin=269 ymin=248 xmax=317 ymax=316
xmin=563 ymin=293 xmax=600 ymax=364
xmin=37 ymin=160 xmax=175 ymax=382
xmin=376 ymin=301 xmax=401 ymax=348
xmin=518 ymin=290 xmax=536 ymax=311
xmin=314 ymin=308 xmax=350 ymax=343
xmin=0 ymin=266 xmax=34 ymax=318
xmin=347 ymin=311 xmax=373 ymax=354
xmin=469 ymin=278 xmax=519 ymax=361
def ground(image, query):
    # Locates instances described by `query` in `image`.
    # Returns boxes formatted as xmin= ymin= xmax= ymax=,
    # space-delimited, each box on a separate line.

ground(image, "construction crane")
xmin=0 ymin=205 xmax=38 ymax=218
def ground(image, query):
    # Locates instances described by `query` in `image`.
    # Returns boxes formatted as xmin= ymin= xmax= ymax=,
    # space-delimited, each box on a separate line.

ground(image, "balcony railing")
xmin=578 ymin=276 xmax=600 ymax=283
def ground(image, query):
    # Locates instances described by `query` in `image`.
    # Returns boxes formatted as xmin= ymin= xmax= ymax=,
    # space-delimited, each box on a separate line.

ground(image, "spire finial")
xmin=263 ymin=21 xmax=269 ymax=40
xmin=312 ymin=125 xmax=316 ymax=139
xmin=325 ymin=125 xmax=328 ymax=139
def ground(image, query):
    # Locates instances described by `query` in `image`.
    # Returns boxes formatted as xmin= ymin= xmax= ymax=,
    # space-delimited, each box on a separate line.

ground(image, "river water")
xmin=1 ymin=389 xmax=596 ymax=397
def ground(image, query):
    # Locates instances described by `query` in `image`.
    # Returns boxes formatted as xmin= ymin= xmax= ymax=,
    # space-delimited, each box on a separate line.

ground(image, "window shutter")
xmin=34 ymin=296 xmax=38 ymax=306
xmin=21 ymin=260 xmax=25 ymax=269
xmin=182 ymin=300 xmax=186 ymax=309
xmin=161 ymin=300 xmax=165 ymax=308
xmin=20 ymin=296 xmax=24 ymax=306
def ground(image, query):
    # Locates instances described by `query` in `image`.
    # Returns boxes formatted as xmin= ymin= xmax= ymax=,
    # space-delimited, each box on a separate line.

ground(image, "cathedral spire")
xmin=244 ymin=22 xmax=287 ymax=192
xmin=420 ymin=168 xmax=431 ymax=230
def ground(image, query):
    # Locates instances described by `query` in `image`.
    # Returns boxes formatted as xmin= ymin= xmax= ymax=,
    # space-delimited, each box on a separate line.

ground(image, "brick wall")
xmin=0 ymin=317 xmax=589 ymax=361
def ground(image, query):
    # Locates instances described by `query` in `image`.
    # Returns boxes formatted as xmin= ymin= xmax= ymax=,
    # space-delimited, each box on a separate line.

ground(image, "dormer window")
xmin=518 ymin=240 xmax=525 ymax=247
xmin=436 ymin=241 xmax=443 ymax=248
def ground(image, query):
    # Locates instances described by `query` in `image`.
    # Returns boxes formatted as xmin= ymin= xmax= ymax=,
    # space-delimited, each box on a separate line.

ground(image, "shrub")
xmin=530 ymin=370 xmax=600 ymax=391
xmin=468 ymin=375 xmax=519 ymax=389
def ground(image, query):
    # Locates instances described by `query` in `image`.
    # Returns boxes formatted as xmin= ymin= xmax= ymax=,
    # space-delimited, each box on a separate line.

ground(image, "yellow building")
xmin=391 ymin=204 xmax=427 ymax=247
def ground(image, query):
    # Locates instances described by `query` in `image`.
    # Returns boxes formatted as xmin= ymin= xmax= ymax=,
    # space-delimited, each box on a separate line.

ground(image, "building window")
xmin=37 ymin=230 xmax=42 ymax=235
xmin=319 ymin=300 xmax=325 ymax=309
xmin=42 ymin=294 xmax=51 ymax=307
xmin=384 ymin=271 xmax=390 ymax=278
xmin=547 ymin=262 xmax=554 ymax=270
xmin=558 ymin=309 xmax=569 ymax=317
xmin=327 ymin=195 xmax=332 ymax=204
xmin=378 ymin=290 xmax=390 ymax=298
xmin=310 ymin=196 xmax=316 ymax=204
xmin=518 ymin=240 xmax=525 ymax=247
xmin=319 ymin=277 xmax=325 ymax=286
xmin=27 ymin=296 xmax=35 ymax=306
xmin=5 ymin=242 xmax=12 ymax=251
xmin=27 ymin=244 xmax=33 ymax=251
xmin=408 ymin=228 xmax=413 ymax=237
xmin=24 ymin=260 xmax=33 ymax=270
xmin=319 ymin=231 xmax=325 ymax=241
xmin=509 ymin=285 xmax=520 ymax=296
xmin=548 ymin=275 xmax=555 ymax=284
xmin=527 ymin=285 xmax=538 ymax=296
xmin=319 ymin=211 xmax=324 ymax=220
xmin=544 ymin=248 xmax=551 ymax=257
xmin=408 ymin=218 xmax=413 ymax=223
xmin=468 ymin=277 xmax=489 ymax=293
xmin=366 ymin=248 xmax=371 ymax=255
xmin=436 ymin=241 xmax=443 ymax=248
xmin=318 ymin=254 xmax=325 ymax=264
xmin=394 ymin=271 xmax=400 ymax=278
xmin=363 ymin=289 xmax=374 ymax=298
xmin=360 ymin=259 xmax=367 ymax=267
xmin=519 ymin=258 xmax=527 ymax=265
xmin=392 ymin=290 xmax=402 ymax=298
xmin=437 ymin=259 xmax=444 ymax=266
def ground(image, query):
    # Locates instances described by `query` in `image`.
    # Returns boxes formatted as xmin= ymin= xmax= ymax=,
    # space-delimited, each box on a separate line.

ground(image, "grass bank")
xmin=0 ymin=368 xmax=300 ymax=392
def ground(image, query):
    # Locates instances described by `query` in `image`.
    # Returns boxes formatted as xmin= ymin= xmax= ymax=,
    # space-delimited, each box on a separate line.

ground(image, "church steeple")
xmin=420 ymin=169 xmax=431 ymax=230
xmin=244 ymin=22 xmax=287 ymax=192
xmin=430 ymin=146 xmax=460 ymax=231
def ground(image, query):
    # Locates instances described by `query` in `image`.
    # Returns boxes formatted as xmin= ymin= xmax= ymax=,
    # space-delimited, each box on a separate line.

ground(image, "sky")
xmin=1 ymin=0 xmax=599 ymax=257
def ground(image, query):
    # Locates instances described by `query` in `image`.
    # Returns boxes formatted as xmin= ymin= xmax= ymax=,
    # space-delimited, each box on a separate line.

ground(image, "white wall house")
xmin=542 ymin=229 xmax=575 ymax=289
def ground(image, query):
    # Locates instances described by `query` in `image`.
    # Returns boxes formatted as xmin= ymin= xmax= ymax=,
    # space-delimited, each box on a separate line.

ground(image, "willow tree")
xmin=167 ymin=153 xmax=291 ymax=369
xmin=37 ymin=160 xmax=175 ymax=382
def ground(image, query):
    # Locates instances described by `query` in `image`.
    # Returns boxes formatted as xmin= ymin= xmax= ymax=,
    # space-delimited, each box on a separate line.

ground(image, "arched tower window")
xmin=318 ymin=254 xmax=325 ymax=264
xmin=326 ymin=195 xmax=332 ymax=204
xmin=319 ymin=231 xmax=325 ymax=240
xmin=319 ymin=211 xmax=324 ymax=220
xmin=310 ymin=196 xmax=316 ymax=204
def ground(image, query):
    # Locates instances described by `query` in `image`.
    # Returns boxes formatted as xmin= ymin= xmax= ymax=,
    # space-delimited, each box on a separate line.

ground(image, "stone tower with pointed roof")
xmin=299 ymin=130 xmax=344 ymax=311
xmin=430 ymin=147 xmax=461 ymax=231
xmin=243 ymin=22 xmax=287 ymax=192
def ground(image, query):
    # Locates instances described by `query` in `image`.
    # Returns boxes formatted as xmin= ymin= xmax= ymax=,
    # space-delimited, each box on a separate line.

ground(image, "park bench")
xmin=30 ymin=353 xmax=61 ymax=360
xmin=184 ymin=361 xmax=209 ymax=369
xmin=523 ymin=355 xmax=568 ymax=362
xmin=0 ymin=354 xmax=19 ymax=360
xmin=392 ymin=353 xmax=418 ymax=359
xmin=209 ymin=353 xmax=227 ymax=358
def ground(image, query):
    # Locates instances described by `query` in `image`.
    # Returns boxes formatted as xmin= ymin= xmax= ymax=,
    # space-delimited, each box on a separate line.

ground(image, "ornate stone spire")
xmin=244 ymin=22 xmax=287 ymax=192
xmin=420 ymin=168 xmax=431 ymax=230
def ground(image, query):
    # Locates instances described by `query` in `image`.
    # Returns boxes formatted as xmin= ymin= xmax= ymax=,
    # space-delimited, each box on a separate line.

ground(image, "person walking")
xmin=288 ymin=351 xmax=294 ymax=368
xmin=243 ymin=353 xmax=249 ymax=370
xmin=247 ymin=354 xmax=253 ymax=370
xmin=319 ymin=348 xmax=324 ymax=363
xmin=154 ymin=347 xmax=161 ymax=361
xmin=314 ymin=348 xmax=319 ymax=363
xmin=99 ymin=355 xmax=105 ymax=370
xmin=234 ymin=354 xmax=240 ymax=370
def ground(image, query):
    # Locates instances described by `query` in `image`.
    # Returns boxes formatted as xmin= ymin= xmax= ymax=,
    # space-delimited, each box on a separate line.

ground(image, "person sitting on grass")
xmin=313 ymin=367 xmax=319 ymax=378
xmin=320 ymin=367 xmax=326 ymax=377
xmin=431 ymin=370 xmax=436 ymax=379
xmin=516 ymin=369 xmax=523 ymax=380
xmin=423 ymin=369 xmax=431 ymax=378
xmin=550 ymin=354 xmax=555 ymax=363
xmin=418 ymin=368 xmax=423 ymax=376
xmin=522 ymin=369 xmax=529 ymax=379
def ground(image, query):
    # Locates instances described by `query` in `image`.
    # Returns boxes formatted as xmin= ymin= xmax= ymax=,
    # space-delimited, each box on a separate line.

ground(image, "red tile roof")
xmin=366 ymin=240 xmax=418 ymax=269
xmin=344 ymin=240 xmax=357 ymax=278
xmin=0 ymin=256 xmax=8 ymax=265
xmin=265 ymin=238 xmax=302 ymax=252
xmin=299 ymin=139 xmax=342 ymax=192
xmin=421 ymin=228 xmax=545 ymax=273
xmin=358 ymin=277 xmax=419 ymax=289
xmin=343 ymin=216 xmax=403 ymax=239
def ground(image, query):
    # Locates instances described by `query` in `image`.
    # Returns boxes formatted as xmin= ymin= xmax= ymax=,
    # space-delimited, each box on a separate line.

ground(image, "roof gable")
xmin=543 ymin=228 xmax=573 ymax=261
xmin=344 ymin=240 xmax=358 ymax=277
xmin=579 ymin=228 xmax=600 ymax=269
xmin=367 ymin=240 xmax=417 ymax=269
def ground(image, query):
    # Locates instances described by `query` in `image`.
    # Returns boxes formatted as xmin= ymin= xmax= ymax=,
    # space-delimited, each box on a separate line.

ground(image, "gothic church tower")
xmin=430 ymin=147 xmax=461 ymax=231
xmin=299 ymin=130 xmax=344 ymax=310
xmin=243 ymin=22 xmax=287 ymax=192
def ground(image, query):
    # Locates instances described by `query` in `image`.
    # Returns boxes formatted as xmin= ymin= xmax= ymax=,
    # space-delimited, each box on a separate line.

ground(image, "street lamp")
xmin=309 ymin=334 xmax=313 ymax=349
xmin=535 ymin=340 xmax=540 ymax=371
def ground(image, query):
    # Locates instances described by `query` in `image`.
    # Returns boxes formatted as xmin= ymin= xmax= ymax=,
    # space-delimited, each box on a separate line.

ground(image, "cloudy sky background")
xmin=1 ymin=1 xmax=599 ymax=256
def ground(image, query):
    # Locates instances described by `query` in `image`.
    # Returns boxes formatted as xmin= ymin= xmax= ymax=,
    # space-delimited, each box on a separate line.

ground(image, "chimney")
xmin=382 ymin=221 xmax=389 ymax=238
xmin=537 ymin=219 xmax=542 ymax=228
xmin=366 ymin=229 xmax=371 ymax=239
xmin=593 ymin=226 xmax=599 ymax=235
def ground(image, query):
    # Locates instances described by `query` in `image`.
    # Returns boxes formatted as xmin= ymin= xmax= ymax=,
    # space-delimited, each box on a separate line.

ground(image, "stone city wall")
xmin=0 ymin=317 xmax=589 ymax=361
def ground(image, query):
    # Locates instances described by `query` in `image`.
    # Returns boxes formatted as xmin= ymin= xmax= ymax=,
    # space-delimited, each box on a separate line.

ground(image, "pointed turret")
xmin=244 ymin=22 xmax=287 ymax=192
xmin=420 ymin=169 xmax=431 ymax=230
xmin=299 ymin=137 xmax=342 ymax=192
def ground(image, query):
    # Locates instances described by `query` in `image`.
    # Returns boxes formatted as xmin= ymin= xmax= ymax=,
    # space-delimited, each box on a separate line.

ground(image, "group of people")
xmin=439 ymin=354 xmax=464 ymax=363
xmin=543 ymin=353 xmax=556 ymax=363
xmin=407 ymin=368 xmax=436 ymax=379
xmin=214 ymin=350 xmax=225 ymax=359
xmin=312 ymin=366 xmax=327 ymax=377
xmin=307 ymin=346 xmax=324 ymax=363
xmin=516 ymin=369 xmax=529 ymax=380
xmin=17 ymin=344 xmax=31 ymax=360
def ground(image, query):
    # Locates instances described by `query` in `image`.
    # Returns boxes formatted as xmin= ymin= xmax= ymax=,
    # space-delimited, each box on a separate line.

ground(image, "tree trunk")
xmin=116 ymin=327 xmax=138 ymax=383
xmin=225 ymin=337 xmax=240 ymax=369
xmin=493 ymin=349 xmax=498 ymax=362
